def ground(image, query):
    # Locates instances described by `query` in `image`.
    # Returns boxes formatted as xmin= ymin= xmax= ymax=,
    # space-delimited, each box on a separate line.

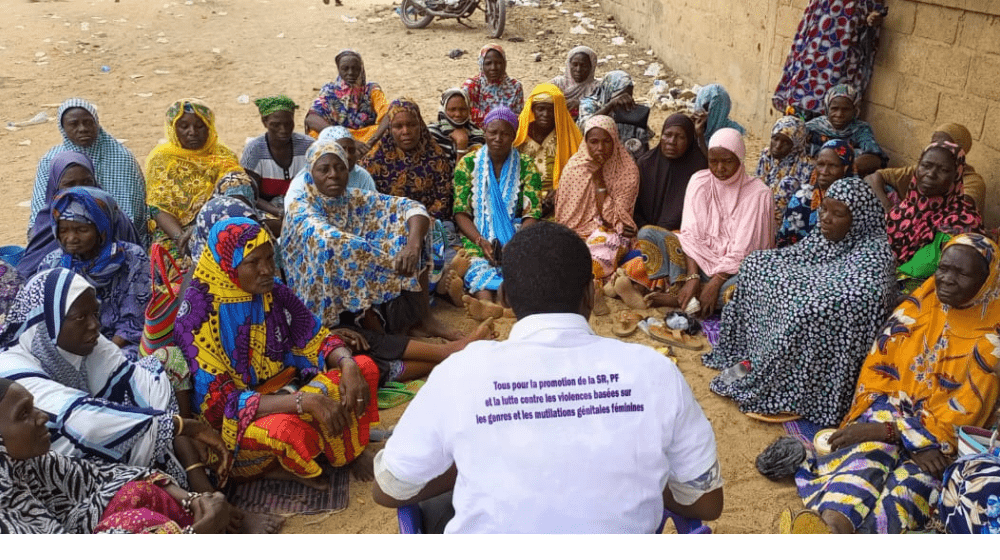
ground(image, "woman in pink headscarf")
xmin=555 ymin=115 xmax=640 ymax=282
xmin=640 ymin=128 xmax=774 ymax=317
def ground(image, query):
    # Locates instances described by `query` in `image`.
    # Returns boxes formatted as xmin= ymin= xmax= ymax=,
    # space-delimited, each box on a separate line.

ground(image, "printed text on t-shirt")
xmin=475 ymin=374 xmax=644 ymax=426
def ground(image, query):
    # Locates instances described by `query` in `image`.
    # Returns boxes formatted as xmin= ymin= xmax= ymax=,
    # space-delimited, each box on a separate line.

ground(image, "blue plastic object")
xmin=0 ymin=246 xmax=25 ymax=267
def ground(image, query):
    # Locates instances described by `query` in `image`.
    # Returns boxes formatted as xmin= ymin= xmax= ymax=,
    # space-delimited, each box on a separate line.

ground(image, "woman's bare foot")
xmin=264 ymin=467 xmax=330 ymax=492
xmin=438 ymin=250 xmax=471 ymax=297
xmin=592 ymin=282 xmax=610 ymax=316
xmin=603 ymin=279 xmax=618 ymax=298
xmin=349 ymin=447 xmax=377 ymax=482
xmin=644 ymin=291 xmax=679 ymax=309
xmin=445 ymin=317 xmax=495 ymax=353
xmin=614 ymin=275 xmax=649 ymax=310
xmin=238 ymin=511 xmax=285 ymax=534
xmin=463 ymin=294 xmax=503 ymax=321
xmin=445 ymin=273 xmax=466 ymax=307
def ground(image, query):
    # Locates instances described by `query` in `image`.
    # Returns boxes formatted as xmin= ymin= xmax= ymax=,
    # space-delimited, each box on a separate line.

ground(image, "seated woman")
xmin=577 ymin=71 xmax=652 ymax=156
xmin=177 ymin=217 xmax=382 ymax=485
xmin=555 ymin=115 xmax=639 ymax=283
xmin=0 ymin=268 xmax=228 ymax=494
xmin=427 ymin=88 xmax=486 ymax=166
xmin=461 ymin=44 xmax=525 ymax=128
xmin=283 ymin=141 xmax=464 ymax=343
xmin=0 ymin=379 xmax=241 ymax=534
xmin=867 ymin=123 xmax=986 ymax=212
xmin=633 ymin=113 xmax=708 ymax=231
xmin=756 ymin=115 xmax=814 ymax=221
xmin=360 ymin=99 xmax=455 ymax=221
xmin=887 ymin=141 xmax=983 ymax=293
xmin=692 ymin=84 xmax=745 ymax=156
xmin=775 ymin=139 xmax=854 ymax=247
xmin=36 ymin=187 xmax=150 ymax=356
xmin=550 ymin=45 xmax=600 ymax=117
xmin=20 ymin=152 xmax=141 ymax=278
xmin=0 ymin=263 xmax=23 ymax=326
xmin=241 ymin=95 xmax=314 ymax=219
xmin=706 ymin=177 xmax=896 ymax=425
xmin=805 ymin=84 xmax=887 ymax=177
xmin=304 ymin=49 xmax=388 ymax=146
xmin=145 ymin=99 xmax=242 ymax=259
xmin=31 ymin=98 xmax=148 ymax=247
xmin=641 ymin=128 xmax=774 ymax=317
xmin=284 ymin=126 xmax=377 ymax=215
xmin=452 ymin=106 xmax=542 ymax=315
xmin=514 ymin=83 xmax=582 ymax=217
xmin=791 ymin=233 xmax=1000 ymax=534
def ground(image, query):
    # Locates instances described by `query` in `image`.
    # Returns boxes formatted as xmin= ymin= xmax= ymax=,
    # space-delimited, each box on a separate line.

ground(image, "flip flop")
xmin=612 ymin=310 xmax=643 ymax=337
xmin=648 ymin=325 xmax=704 ymax=350
xmin=745 ymin=411 xmax=803 ymax=423
xmin=377 ymin=380 xmax=426 ymax=409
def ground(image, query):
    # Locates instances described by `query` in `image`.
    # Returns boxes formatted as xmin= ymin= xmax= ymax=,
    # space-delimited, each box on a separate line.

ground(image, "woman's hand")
xmin=303 ymin=393 xmax=351 ymax=434
xmin=692 ymin=111 xmax=707 ymax=140
xmin=828 ymin=422 xmax=886 ymax=451
xmin=450 ymin=128 xmax=470 ymax=151
xmin=181 ymin=419 xmax=231 ymax=483
xmin=622 ymin=223 xmax=637 ymax=238
xmin=477 ymin=237 xmax=496 ymax=265
xmin=609 ymin=91 xmax=635 ymax=112
xmin=866 ymin=11 xmax=884 ymax=27
xmin=912 ymin=448 xmax=949 ymax=478
xmin=698 ymin=276 xmax=725 ymax=317
xmin=330 ymin=329 xmax=370 ymax=352
xmin=337 ymin=358 xmax=371 ymax=418
xmin=677 ymin=277 xmax=700 ymax=312
xmin=190 ymin=492 xmax=232 ymax=534
xmin=394 ymin=244 xmax=421 ymax=276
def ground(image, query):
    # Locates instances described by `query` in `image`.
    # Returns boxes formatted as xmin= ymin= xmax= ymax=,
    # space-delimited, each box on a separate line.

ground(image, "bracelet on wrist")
xmin=679 ymin=273 xmax=699 ymax=283
xmin=173 ymin=414 xmax=185 ymax=437
xmin=884 ymin=421 xmax=897 ymax=444
xmin=338 ymin=355 xmax=355 ymax=368
xmin=185 ymin=462 xmax=206 ymax=473
xmin=295 ymin=392 xmax=304 ymax=416
xmin=181 ymin=492 xmax=206 ymax=515
xmin=183 ymin=525 xmax=196 ymax=534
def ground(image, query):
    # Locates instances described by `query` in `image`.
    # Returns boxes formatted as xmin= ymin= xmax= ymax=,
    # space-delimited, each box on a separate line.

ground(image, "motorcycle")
xmin=398 ymin=0 xmax=506 ymax=39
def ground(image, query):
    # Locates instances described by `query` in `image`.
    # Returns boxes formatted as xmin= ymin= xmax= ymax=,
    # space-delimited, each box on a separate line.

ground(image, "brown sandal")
xmin=612 ymin=310 xmax=643 ymax=337
xmin=648 ymin=325 xmax=704 ymax=350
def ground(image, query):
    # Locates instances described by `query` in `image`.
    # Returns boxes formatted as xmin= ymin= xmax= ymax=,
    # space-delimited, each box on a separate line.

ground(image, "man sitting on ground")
xmin=371 ymin=221 xmax=724 ymax=533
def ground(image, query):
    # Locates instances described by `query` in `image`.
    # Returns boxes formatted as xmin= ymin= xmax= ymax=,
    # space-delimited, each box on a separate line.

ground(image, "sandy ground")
xmin=1 ymin=0 xmax=800 ymax=534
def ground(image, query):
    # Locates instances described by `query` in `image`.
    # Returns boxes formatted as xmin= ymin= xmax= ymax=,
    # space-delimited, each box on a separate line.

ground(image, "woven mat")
xmin=226 ymin=467 xmax=350 ymax=515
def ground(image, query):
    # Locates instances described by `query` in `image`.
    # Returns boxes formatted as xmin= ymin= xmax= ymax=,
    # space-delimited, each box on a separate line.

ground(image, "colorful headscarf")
xmin=310 ymin=50 xmax=381 ymax=132
xmin=359 ymin=99 xmax=454 ymax=220
xmin=555 ymin=115 xmax=639 ymax=238
xmin=144 ymin=99 xmax=242 ymax=226
xmin=483 ymin=105 xmax=519 ymax=130
xmin=756 ymin=115 xmax=814 ymax=197
xmin=694 ymin=84 xmax=746 ymax=138
xmin=188 ymin=196 xmax=259 ymax=263
xmin=577 ymin=70 xmax=634 ymax=128
xmin=551 ymin=46 xmax=600 ymax=103
xmin=886 ymin=141 xmax=983 ymax=263
xmin=212 ymin=170 xmax=257 ymax=204
xmin=934 ymin=123 xmax=973 ymax=155
xmin=253 ymin=95 xmax=299 ymax=118
xmin=438 ymin=88 xmax=472 ymax=127
xmin=514 ymin=83 xmax=583 ymax=190
xmin=461 ymin=44 xmax=525 ymax=127
xmin=428 ymin=88 xmax=487 ymax=163
xmin=50 ymin=187 xmax=130 ymax=289
xmin=824 ymin=83 xmax=861 ymax=112
xmin=844 ymin=232 xmax=1000 ymax=454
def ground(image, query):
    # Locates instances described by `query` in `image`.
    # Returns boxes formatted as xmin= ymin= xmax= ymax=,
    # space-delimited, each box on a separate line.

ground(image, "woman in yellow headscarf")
xmin=790 ymin=233 xmax=1000 ymax=534
xmin=145 ymin=99 xmax=242 ymax=258
xmin=514 ymin=83 xmax=582 ymax=218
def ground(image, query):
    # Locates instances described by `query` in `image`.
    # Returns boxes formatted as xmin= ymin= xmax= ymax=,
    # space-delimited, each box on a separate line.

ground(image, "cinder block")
xmin=867 ymin=66 xmax=899 ymax=109
xmin=982 ymin=104 xmax=1000 ymax=152
xmin=913 ymin=3 xmax=960 ymax=44
xmin=895 ymin=76 xmax=940 ymax=122
xmin=865 ymin=104 xmax=907 ymax=156
xmin=776 ymin=4 xmax=802 ymax=38
xmin=959 ymin=12 xmax=1000 ymax=55
xmin=972 ymin=143 xmax=1000 ymax=229
xmin=920 ymin=47 xmax=971 ymax=88
xmin=968 ymin=54 xmax=1000 ymax=102
xmin=885 ymin=0 xmax=916 ymax=35
xmin=936 ymin=94 xmax=989 ymax=139
xmin=876 ymin=32 xmax=924 ymax=76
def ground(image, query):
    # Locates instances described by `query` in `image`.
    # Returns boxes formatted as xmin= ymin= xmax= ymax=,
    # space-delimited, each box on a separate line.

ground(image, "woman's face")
xmin=390 ymin=110 xmax=421 ymax=152
xmin=915 ymin=147 xmax=957 ymax=197
xmin=336 ymin=137 xmax=358 ymax=171
xmin=175 ymin=112 xmax=209 ymax=150
xmin=935 ymin=244 xmax=990 ymax=308
xmin=815 ymin=148 xmax=849 ymax=190
xmin=263 ymin=110 xmax=294 ymax=144
xmin=0 ymin=383 xmax=52 ymax=461
xmin=484 ymin=120 xmax=515 ymax=160
xmin=826 ymin=97 xmax=856 ymax=130
xmin=56 ymin=288 xmax=101 ymax=357
xmin=707 ymin=147 xmax=740 ymax=181
xmin=235 ymin=242 xmax=276 ymax=295
xmin=445 ymin=94 xmax=470 ymax=124
xmin=531 ymin=102 xmax=555 ymax=134
xmin=586 ymin=127 xmax=615 ymax=166
xmin=769 ymin=132 xmax=794 ymax=161
xmin=337 ymin=55 xmax=363 ymax=85
xmin=659 ymin=124 xmax=689 ymax=159
xmin=57 ymin=220 xmax=100 ymax=260
xmin=819 ymin=197 xmax=852 ymax=242
xmin=483 ymin=49 xmax=506 ymax=83
xmin=61 ymin=108 xmax=98 ymax=148
xmin=311 ymin=153 xmax=350 ymax=198
xmin=57 ymin=165 xmax=96 ymax=190
xmin=569 ymin=53 xmax=592 ymax=83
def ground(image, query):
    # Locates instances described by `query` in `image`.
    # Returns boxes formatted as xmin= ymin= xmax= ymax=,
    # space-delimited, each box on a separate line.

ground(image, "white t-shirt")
xmin=376 ymin=313 xmax=720 ymax=533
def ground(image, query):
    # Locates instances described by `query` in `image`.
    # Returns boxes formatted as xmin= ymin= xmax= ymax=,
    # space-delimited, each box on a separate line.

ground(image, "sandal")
xmin=744 ymin=411 xmax=803 ymax=424
xmin=376 ymin=380 xmax=426 ymax=409
xmin=648 ymin=325 xmax=704 ymax=350
xmin=612 ymin=310 xmax=643 ymax=337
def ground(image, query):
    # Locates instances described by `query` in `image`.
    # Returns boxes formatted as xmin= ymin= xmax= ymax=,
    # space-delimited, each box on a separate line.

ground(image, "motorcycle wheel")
xmin=485 ymin=0 xmax=505 ymax=38
xmin=399 ymin=0 xmax=434 ymax=29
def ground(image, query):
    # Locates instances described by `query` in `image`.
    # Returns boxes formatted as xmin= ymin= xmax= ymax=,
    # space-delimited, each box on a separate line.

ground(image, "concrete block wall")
xmin=600 ymin=0 xmax=1000 ymax=228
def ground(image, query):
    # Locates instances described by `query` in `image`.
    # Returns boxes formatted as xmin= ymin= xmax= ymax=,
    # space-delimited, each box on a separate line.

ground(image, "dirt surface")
xmin=2 ymin=0 xmax=793 ymax=534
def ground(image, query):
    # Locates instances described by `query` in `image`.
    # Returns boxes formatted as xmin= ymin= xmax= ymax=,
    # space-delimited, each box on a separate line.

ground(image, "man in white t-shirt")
xmin=372 ymin=221 xmax=724 ymax=533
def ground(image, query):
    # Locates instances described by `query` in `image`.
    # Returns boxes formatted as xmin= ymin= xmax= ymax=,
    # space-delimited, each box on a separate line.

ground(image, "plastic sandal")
xmin=648 ymin=325 xmax=704 ymax=350
xmin=612 ymin=310 xmax=643 ymax=337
